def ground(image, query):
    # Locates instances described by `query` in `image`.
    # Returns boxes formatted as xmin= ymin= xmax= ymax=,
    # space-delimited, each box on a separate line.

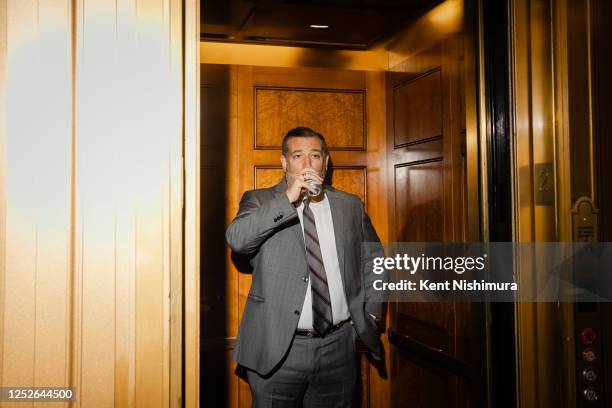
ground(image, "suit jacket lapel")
xmin=273 ymin=178 xmax=287 ymax=193
xmin=326 ymin=187 xmax=346 ymax=281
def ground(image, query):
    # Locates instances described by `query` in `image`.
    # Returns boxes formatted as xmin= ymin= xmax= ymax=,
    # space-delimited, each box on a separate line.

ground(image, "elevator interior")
xmin=197 ymin=0 xmax=612 ymax=407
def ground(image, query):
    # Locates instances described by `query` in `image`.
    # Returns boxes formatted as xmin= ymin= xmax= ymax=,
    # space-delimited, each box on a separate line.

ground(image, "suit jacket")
xmin=226 ymin=180 xmax=385 ymax=375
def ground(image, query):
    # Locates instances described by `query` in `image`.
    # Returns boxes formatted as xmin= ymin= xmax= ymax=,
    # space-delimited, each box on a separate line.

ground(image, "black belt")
xmin=295 ymin=318 xmax=351 ymax=338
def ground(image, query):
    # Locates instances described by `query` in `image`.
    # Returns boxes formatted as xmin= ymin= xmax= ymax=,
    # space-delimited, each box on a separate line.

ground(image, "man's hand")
xmin=285 ymin=169 xmax=324 ymax=203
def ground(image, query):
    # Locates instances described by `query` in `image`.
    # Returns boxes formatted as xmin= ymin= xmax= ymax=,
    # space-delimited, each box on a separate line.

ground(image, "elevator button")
xmin=583 ymin=387 xmax=599 ymax=402
xmin=582 ymin=348 xmax=597 ymax=363
xmin=582 ymin=368 xmax=598 ymax=383
xmin=581 ymin=328 xmax=597 ymax=344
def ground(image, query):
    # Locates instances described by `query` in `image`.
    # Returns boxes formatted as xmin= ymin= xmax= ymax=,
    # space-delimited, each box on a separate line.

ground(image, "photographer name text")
xmin=371 ymin=254 xmax=517 ymax=292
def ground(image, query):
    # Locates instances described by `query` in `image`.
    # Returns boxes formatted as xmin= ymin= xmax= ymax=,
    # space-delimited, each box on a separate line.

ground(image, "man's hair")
xmin=281 ymin=127 xmax=329 ymax=156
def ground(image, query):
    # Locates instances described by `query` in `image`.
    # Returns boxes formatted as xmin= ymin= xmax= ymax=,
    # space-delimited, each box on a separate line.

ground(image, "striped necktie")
xmin=302 ymin=199 xmax=333 ymax=336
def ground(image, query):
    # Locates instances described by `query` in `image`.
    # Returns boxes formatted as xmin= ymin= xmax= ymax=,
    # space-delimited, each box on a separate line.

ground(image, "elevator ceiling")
xmin=201 ymin=0 xmax=444 ymax=50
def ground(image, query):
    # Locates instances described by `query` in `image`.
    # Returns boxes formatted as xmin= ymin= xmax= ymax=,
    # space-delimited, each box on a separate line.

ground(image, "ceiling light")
xmin=309 ymin=24 xmax=330 ymax=29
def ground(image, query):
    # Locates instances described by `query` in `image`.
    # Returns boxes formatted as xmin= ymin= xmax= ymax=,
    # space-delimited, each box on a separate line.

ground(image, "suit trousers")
xmin=246 ymin=323 xmax=359 ymax=408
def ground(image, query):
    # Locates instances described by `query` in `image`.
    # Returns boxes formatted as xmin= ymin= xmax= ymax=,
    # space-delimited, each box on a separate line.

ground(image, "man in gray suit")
xmin=226 ymin=127 xmax=385 ymax=407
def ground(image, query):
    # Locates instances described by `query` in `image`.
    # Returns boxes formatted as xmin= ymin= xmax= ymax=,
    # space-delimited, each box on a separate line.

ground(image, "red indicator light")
xmin=581 ymin=328 xmax=597 ymax=344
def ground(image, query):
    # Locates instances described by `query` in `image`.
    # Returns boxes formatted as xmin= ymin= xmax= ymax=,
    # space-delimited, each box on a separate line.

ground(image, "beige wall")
xmin=0 ymin=0 xmax=191 ymax=406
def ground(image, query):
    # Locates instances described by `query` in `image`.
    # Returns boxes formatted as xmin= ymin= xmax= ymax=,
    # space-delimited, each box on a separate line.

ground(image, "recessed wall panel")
xmin=393 ymin=69 xmax=442 ymax=147
xmin=255 ymin=88 xmax=365 ymax=150
xmin=394 ymin=159 xmax=443 ymax=241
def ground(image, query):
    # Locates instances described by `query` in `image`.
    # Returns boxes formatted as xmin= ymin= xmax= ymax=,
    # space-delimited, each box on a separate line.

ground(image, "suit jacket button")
xmin=294 ymin=310 xmax=300 ymax=315
xmin=302 ymin=276 xmax=309 ymax=282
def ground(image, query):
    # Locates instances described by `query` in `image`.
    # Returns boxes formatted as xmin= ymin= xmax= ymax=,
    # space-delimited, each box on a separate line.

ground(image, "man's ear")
xmin=280 ymin=154 xmax=287 ymax=172
xmin=325 ymin=154 xmax=329 ymax=171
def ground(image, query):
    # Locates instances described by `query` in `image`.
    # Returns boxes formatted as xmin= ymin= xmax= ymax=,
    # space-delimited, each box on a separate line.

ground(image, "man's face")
xmin=281 ymin=136 xmax=329 ymax=177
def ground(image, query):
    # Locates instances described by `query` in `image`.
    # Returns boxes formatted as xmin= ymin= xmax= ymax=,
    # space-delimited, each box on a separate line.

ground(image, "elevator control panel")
xmin=575 ymin=304 xmax=606 ymax=407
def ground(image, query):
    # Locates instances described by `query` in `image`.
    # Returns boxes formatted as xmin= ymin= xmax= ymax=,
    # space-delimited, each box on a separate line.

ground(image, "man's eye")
xmin=293 ymin=154 xmax=301 ymax=159
xmin=312 ymin=154 xmax=320 ymax=159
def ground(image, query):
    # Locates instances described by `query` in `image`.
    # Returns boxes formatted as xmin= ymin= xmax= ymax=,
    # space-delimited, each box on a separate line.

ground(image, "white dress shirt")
xmin=295 ymin=194 xmax=350 ymax=329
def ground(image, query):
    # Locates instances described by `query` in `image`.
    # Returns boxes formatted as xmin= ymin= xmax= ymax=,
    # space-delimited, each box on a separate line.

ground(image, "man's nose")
xmin=304 ymin=156 xmax=312 ymax=167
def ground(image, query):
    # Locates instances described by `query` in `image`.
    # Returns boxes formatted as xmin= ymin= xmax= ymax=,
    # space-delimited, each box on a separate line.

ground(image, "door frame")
xmin=183 ymin=0 xmax=502 ymax=406
xmin=468 ymin=0 xmax=523 ymax=406
xmin=184 ymin=0 xmax=201 ymax=407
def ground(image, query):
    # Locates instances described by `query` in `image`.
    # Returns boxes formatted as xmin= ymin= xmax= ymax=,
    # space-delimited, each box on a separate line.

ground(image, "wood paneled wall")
xmin=0 ymin=0 xmax=192 ymax=406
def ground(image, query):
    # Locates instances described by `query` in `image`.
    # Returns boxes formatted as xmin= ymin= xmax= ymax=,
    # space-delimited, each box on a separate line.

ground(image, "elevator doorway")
xmin=197 ymin=1 xmax=488 ymax=406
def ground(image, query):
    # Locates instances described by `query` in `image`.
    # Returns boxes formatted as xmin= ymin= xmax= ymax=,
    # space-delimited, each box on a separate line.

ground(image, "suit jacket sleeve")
xmin=226 ymin=190 xmax=299 ymax=254
xmin=360 ymin=202 xmax=387 ymax=320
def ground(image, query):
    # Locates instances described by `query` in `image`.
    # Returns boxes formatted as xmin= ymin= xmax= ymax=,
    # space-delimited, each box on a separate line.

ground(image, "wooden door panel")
xmin=392 ymin=355 xmax=455 ymax=408
xmin=395 ymin=305 xmax=451 ymax=352
xmin=240 ymin=66 xmax=379 ymax=408
xmin=387 ymin=33 xmax=482 ymax=408
xmin=329 ymin=167 xmax=368 ymax=203
xmin=254 ymin=167 xmax=285 ymax=189
xmin=394 ymin=161 xmax=444 ymax=242
xmin=392 ymin=138 xmax=444 ymax=164
xmin=393 ymin=69 xmax=443 ymax=147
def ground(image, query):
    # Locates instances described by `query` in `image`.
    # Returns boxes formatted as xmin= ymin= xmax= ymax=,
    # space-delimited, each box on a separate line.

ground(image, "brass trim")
xmin=0 ymin=0 xmax=5 ymax=390
xmin=510 ymin=0 xmax=562 ymax=407
xmin=463 ymin=0 xmax=484 ymax=238
xmin=184 ymin=0 xmax=201 ymax=407
xmin=552 ymin=1 xmax=576 ymax=405
xmin=475 ymin=0 xmax=489 ymax=243
xmin=464 ymin=0 xmax=490 ymax=404
xmin=586 ymin=0 xmax=596 ymax=203
xmin=571 ymin=197 xmax=599 ymax=242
